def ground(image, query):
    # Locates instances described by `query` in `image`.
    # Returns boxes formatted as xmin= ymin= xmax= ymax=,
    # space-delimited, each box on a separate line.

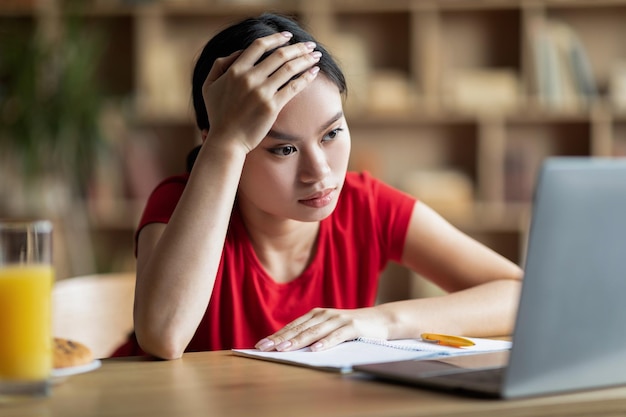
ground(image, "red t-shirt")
xmin=112 ymin=171 xmax=415 ymax=356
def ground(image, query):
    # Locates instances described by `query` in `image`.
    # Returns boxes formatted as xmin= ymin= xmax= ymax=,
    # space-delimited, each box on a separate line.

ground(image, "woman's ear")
xmin=201 ymin=129 xmax=209 ymax=143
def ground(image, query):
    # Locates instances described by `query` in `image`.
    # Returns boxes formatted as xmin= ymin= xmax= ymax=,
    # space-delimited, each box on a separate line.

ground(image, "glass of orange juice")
xmin=0 ymin=219 xmax=54 ymax=400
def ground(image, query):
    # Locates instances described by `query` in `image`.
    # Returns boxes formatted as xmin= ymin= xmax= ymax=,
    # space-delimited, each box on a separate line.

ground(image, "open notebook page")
xmin=232 ymin=337 xmax=511 ymax=373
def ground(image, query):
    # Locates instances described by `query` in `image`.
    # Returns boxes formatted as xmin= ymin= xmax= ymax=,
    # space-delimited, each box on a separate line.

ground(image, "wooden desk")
xmin=3 ymin=351 xmax=626 ymax=417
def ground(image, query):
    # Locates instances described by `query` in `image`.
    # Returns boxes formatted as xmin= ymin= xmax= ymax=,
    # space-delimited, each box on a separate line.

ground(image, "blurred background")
xmin=2 ymin=0 xmax=626 ymax=300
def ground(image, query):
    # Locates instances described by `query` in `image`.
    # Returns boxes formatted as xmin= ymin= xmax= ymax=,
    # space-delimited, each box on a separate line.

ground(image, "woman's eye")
xmin=270 ymin=145 xmax=297 ymax=156
xmin=324 ymin=128 xmax=343 ymax=141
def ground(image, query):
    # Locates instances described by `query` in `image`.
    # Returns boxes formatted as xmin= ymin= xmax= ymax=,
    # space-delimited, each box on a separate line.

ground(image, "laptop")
xmin=355 ymin=157 xmax=626 ymax=399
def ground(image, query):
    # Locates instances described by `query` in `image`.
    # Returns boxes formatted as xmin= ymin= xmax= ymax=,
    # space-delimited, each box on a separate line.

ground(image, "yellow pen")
xmin=421 ymin=333 xmax=475 ymax=348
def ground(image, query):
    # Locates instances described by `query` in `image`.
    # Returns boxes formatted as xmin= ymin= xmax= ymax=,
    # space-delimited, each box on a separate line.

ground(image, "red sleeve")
xmin=370 ymin=175 xmax=416 ymax=263
xmin=134 ymin=174 xmax=189 ymax=254
xmin=341 ymin=172 xmax=416 ymax=264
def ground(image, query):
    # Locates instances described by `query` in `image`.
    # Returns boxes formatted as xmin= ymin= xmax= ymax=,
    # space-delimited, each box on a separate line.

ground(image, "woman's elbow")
xmin=133 ymin=313 xmax=188 ymax=360
xmin=135 ymin=329 xmax=186 ymax=360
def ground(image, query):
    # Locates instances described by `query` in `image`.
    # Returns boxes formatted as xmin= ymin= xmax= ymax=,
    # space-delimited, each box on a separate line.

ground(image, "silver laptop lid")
xmin=504 ymin=157 xmax=626 ymax=398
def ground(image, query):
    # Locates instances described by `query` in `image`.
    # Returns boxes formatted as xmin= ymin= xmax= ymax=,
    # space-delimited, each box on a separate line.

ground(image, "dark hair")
xmin=187 ymin=13 xmax=347 ymax=171
xmin=192 ymin=13 xmax=347 ymax=131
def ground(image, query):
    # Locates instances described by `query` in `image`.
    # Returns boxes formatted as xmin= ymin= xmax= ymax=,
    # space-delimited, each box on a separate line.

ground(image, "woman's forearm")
xmin=378 ymin=278 xmax=522 ymax=340
xmin=133 ymin=143 xmax=247 ymax=359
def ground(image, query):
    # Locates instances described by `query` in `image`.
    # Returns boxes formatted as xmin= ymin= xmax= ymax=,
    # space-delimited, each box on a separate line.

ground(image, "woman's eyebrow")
xmin=267 ymin=128 xmax=297 ymax=142
xmin=267 ymin=111 xmax=344 ymax=141
xmin=318 ymin=111 xmax=344 ymax=134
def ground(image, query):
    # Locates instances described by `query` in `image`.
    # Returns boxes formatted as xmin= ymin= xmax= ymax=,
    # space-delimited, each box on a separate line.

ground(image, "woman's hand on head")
xmin=254 ymin=307 xmax=390 ymax=352
xmin=202 ymin=32 xmax=321 ymax=154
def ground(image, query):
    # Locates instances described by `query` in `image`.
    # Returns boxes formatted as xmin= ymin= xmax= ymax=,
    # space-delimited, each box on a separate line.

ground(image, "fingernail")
xmin=282 ymin=31 xmax=293 ymax=38
xmin=305 ymin=41 xmax=316 ymax=50
xmin=309 ymin=66 xmax=320 ymax=76
xmin=311 ymin=341 xmax=324 ymax=352
xmin=310 ymin=51 xmax=322 ymax=61
xmin=276 ymin=341 xmax=292 ymax=351
xmin=256 ymin=338 xmax=275 ymax=351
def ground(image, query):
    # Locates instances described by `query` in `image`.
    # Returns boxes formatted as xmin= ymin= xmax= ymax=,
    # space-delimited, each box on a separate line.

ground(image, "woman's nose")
xmin=299 ymin=147 xmax=331 ymax=183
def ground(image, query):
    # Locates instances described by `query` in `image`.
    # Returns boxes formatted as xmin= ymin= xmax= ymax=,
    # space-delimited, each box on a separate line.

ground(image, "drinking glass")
xmin=0 ymin=219 xmax=54 ymax=401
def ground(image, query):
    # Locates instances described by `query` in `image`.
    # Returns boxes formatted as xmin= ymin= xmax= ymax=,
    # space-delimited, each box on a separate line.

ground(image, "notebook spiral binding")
xmin=355 ymin=337 xmax=455 ymax=355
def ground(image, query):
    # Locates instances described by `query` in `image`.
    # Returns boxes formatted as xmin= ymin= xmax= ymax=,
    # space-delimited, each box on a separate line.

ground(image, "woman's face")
xmin=238 ymin=75 xmax=351 ymax=223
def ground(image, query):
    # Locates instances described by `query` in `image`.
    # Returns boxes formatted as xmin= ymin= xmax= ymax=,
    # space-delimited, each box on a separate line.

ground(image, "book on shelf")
xmin=610 ymin=61 xmax=626 ymax=113
xmin=528 ymin=17 xmax=597 ymax=111
xmin=445 ymin=68 xmax=520 ymax=115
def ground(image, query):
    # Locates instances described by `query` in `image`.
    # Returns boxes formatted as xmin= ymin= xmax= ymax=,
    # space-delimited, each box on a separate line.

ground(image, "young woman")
xmin=116 ymin=13 xmax=522 ymax=360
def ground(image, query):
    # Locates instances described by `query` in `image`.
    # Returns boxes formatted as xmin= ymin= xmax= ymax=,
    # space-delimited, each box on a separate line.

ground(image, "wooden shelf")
xmin=3 ymin=0 xmax=626 ymax=270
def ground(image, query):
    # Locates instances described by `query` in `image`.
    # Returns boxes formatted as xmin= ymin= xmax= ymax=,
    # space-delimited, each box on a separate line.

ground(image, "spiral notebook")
xmin=232 ymin=337 xmax=511 ymax=373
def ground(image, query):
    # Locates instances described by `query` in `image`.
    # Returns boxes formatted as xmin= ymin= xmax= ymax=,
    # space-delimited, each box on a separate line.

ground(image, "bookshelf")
xmin=2 ymin=0 xmax=626 ymax=288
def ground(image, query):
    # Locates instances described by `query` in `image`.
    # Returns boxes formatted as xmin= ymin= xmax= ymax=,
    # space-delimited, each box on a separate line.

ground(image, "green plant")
xmin=0 ymin=11 xmax=105 ymax=196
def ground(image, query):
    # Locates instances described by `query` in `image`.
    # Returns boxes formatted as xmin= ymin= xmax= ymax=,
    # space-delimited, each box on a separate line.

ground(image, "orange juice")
xmin=0 ymin=265 xmax=53 ymax=380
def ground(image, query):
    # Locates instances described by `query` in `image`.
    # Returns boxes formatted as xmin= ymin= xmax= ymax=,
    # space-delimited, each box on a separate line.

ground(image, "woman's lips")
xmin=299 ymin=189 xmax=335 ymax=208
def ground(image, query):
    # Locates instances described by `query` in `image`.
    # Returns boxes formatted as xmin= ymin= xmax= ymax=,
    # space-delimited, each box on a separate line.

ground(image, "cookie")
xmin=53 ymin=337 xmax=94 ymax=368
